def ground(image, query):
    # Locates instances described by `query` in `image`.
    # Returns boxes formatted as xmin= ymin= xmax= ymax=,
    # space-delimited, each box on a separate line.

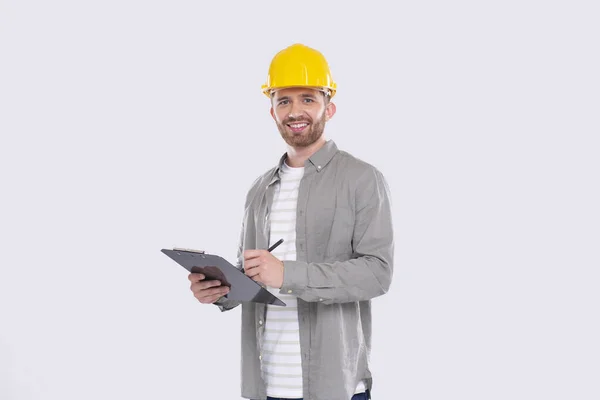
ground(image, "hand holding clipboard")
xmin=161 ymin=239 xmax=286 ymax=306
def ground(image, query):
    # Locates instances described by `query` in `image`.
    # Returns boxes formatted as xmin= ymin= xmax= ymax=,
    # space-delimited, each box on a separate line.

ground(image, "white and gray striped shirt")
xmin=263 ymin=161 xmax=304 ymax=398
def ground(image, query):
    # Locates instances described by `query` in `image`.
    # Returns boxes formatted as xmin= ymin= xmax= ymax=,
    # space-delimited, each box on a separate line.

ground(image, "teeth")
xmin=290 ymin=123 xmax=308 ymax=129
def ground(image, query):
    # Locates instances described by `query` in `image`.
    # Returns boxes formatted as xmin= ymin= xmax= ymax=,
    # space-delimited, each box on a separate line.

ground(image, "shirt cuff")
xmin=280 ymin=260 xmax=308 ymax=295
xmin=214 ymin=295 xmax=240 ymax=311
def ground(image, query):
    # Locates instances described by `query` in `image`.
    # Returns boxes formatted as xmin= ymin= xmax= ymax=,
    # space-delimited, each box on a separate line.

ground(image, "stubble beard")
xmin=276 ymin=111 xmax=327 ymax=148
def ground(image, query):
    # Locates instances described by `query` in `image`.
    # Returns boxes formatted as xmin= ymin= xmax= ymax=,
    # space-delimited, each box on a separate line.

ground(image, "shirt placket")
xmin=296 ymin=168 xmax=313 ymax=398
xmin=256 ymin=179 xmax=277 ymax=383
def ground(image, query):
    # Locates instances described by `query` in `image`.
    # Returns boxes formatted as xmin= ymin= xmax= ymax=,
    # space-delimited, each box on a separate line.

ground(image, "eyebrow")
xmin=276 ymin=93 xmax=317 ymax=102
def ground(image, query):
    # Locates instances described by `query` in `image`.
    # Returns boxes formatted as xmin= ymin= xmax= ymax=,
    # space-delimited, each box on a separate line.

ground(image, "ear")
xmin=325 ymin=102 xmax=336 ymax=121
xmin=270 ymin=107 xmax=276 ymax=121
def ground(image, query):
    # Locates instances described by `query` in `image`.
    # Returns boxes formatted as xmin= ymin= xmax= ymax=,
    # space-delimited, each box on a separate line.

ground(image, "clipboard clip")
xmin=173 ymin=247 xmax=205 ymax=254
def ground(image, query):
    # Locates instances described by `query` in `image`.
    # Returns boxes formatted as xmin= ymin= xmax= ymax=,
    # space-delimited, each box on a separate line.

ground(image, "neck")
xmin=285 ymin=137 xmax=327 ymax=167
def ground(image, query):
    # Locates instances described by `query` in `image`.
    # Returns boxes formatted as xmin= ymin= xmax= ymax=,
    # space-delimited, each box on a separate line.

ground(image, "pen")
xmin=267 ymin=238 xmax=284 ymax=252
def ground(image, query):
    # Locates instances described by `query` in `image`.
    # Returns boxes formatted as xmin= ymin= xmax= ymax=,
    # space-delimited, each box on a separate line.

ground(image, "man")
xmin=188 ymin=43 xmax=394 ymax=400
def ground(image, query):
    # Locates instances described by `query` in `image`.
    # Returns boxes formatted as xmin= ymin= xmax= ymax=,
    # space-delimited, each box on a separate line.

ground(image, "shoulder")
xmin=334 ymin=149 xmax=388 ymax=185
xmin=242 ymin=166 xmax=277 ymax=206
xmin=333 ymin=149 xmax=393 ymax=209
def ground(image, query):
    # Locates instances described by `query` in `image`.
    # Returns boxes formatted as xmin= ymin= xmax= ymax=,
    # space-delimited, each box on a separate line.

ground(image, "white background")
xmin=1 ymin=1 xmax=599 ymax=399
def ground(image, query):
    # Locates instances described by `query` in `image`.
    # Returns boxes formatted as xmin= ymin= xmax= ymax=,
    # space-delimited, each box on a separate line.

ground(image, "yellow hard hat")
xmin=261 ymin=43 xmax=337 ymax=98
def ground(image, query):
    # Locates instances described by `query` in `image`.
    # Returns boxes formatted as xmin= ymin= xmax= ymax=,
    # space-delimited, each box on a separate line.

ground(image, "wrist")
xmin=278 ymin=260 xmax=285 ymax=288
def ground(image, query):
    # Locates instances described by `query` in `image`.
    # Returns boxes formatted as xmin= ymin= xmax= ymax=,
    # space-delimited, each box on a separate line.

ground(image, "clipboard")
xmin=161 ymin=248 xmax=286 ymax=306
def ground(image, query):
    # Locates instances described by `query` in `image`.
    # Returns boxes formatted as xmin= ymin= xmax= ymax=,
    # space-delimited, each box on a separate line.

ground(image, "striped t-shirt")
xmin=263 ymin=161 xmax=304 ymax=398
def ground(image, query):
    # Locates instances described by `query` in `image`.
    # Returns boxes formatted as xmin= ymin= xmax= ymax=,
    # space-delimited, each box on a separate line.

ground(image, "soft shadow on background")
xmin=1 ymin=1 xmax=598 ymax=399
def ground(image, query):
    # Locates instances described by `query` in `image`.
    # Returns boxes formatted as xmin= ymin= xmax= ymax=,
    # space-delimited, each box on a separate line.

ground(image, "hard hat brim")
xmin=261 ymin=84 xmax=337 ymax=99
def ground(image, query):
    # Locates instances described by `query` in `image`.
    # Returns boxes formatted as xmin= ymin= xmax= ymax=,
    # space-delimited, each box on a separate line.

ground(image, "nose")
xmin=288 ymin=101 xmax=304 ymax=119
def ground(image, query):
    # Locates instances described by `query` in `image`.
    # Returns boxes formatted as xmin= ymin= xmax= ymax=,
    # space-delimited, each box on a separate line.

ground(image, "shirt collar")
xmin=307 ymin=139 xmax=338 ymax=171
xmin=268 ymin=140 xmax=339 ymax=186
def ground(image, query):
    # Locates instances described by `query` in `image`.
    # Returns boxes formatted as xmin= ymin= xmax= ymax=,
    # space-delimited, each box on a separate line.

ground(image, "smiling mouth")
xmin=287 ymin=122 xmax=309 ymax=133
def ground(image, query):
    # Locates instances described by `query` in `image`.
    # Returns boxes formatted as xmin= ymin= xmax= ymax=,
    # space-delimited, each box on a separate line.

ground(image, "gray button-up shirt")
xmin=215 ymin=140 xmax=394 ymax=400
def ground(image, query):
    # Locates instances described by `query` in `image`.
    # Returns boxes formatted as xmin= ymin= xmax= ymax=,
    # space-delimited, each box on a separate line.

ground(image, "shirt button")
xmin=317 ymin=165 xmax=322 ymax=170
xmin=259 ymin=355 xmax=262 ymax=360
xmin=259 ymin=320 xmax=263 ymax=325
xmin=287 ymin=290 xmax=292 ymax=294
xmin=319 ymin=298 xmax=323 ymax=301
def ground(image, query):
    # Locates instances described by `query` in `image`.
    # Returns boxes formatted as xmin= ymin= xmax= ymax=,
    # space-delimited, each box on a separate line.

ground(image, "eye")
xmin=278 ymin=99 xmax=289 ymax=106
xmin=303 ymin=98 xmax=314 ymax=103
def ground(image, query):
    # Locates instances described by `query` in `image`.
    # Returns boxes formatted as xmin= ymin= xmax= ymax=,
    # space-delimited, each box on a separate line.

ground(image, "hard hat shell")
xmin=261 ymin=43 xmax=337 ymax=98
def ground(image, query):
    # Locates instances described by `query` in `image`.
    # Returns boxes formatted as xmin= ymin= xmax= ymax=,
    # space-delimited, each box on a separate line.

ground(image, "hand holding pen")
xmin=243 ymin=238 xmax=285 ymax=288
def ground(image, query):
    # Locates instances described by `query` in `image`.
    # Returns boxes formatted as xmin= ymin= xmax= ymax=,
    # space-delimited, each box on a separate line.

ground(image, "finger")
xmin=201 ymin=291 xmax=228 ymax=304
xmin=191 ymin=280 xmax=222 ymax=293
xmin=200 ymin=295 xmax=219 ymax=304
xmin=197 ymin=286 xmax=230 ymax=303
xmin=191 ymin=279 xmax=221 ymax=293
xmin=244 ymin=249 xmax=265 ymax=260
xmin=245 ymin=267 xmax=261 ymax=278
xmin=188 ymin=273 xmax=205 ymax=282
xmin=197 ymin=286 xmax=229 ymax=299
xmin=244 ymin=258 xmax=262 ymax=270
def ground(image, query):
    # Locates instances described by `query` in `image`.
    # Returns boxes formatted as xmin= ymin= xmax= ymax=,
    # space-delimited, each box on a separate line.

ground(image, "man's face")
xmin=270 ymin=87 xmax=336 ymax=148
